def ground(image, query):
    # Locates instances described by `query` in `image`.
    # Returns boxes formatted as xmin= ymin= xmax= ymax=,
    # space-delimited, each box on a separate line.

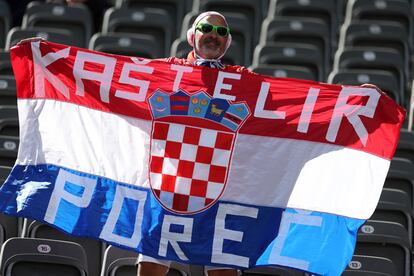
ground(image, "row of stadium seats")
xmin=0 ymin=217 xmax=411 ymax=275
xmin=1 ymin=0 xmax=413 ymax=51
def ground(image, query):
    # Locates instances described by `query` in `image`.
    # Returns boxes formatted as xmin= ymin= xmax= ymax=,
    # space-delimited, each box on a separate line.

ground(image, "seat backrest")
xmin=0 ymin=51 xmax=13 ymax=77
xmin=338 ymin=20 xmax=410 ymax=89
xmin=384 ymin=158 xmax=414 ymax=214
xmin=222 ymin=40 xmax=245 ymax=66
xmin=395 ymin=129 xmax=414 ymax=164
xmin=373 ymin=187 xmax=412 ymax=244
xmin=102 ymin=7 xmax=173 ymax=57
xmin=333 ymin=47 xmax=405 ymax=94
xmin=0 ymin=76 xmax=16 ymax=106
xmin=253 ymin=42 xmax=324 ymax=81
xmin=21 ymin=1 xmax=93 ymax=48
xmin=260 ymin=16 xmax=331 ymax=75
xmin=0 ymin=237 xmax=88 ymax=276
xmin=344 ymin=0 xmax=413 ymax=47
xmin=100 ymin=245 xmax=138 ymax=276
xmin=339 ymin=20 xmax=409 ymax=59
xmin=101 ymin=245 xmax=189 ymax=276
xmin=89 ymin=32 xmax=164 ymax=59
xmin=355 ymin=220 xmax=411 ymax=276
xmin=115 ymin=0 xmax=191 ymax=38
xmin=268 ymin=0 xmax=338 ymax=48
xmin=327 ymin=69 xmax=402 ymax=105
xmin=0 ymin=0 xmax=11 ymax=49
xmin=170 ymin=38 xmax=192 ymax=59
xmin=26 ymin=221 xmax=105 ymax=276
xmin=409 ymin=81 xmax=414 ymax=131
xmin=193 ymin=0 xmax=266 ymax=45
xmin=5 ymin=27 xmax=79 ymax=50
xmin=344 ymin=254 xmax=397 ymax=275
xmin=0 ymin=165 xmax=11 ymax=183
xmin=249 ymin=64 xmax=316 ymax=81
xmin=0 ymin=135 xmax=18 ymax=167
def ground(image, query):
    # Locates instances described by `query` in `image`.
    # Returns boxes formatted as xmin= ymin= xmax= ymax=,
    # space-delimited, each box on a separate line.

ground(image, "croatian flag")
xmin=0 ymin=41 xmax=405 ymax=275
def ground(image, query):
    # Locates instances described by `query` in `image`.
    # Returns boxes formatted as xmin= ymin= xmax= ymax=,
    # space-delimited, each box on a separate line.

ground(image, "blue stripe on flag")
xmin=0 ymin=164 xmax=363 ymax=275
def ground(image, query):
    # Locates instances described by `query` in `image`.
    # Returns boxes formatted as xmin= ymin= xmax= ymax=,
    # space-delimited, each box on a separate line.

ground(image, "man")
xmin=16 ymin=11 xmax=384 ymax=276
xmin=137 ymin=11 xmax=240 ymax=276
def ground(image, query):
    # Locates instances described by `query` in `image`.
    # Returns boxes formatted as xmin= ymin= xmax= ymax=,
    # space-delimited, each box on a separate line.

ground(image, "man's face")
xmin=194 ymin=15 xmax=229 ymax=59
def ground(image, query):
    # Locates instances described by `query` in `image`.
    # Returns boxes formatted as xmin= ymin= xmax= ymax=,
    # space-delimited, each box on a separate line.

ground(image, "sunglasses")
xmin=196 ymin=23 xmax=230 ymax=37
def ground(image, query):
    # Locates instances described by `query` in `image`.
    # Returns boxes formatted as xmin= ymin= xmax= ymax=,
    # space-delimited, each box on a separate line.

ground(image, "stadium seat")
xmin=249 ymin=64 xmax=316 ymax=81
xmin=24 ymin=220 xmax=106 ymax=276
xmin=0 ymin=164 xmax=19 ymax=246
xmin=409 ymin=81 xmax=414 ymax=131
xmin=0 ymin=76 xmax=16 ymax=106
xmin=344 ymin=0 xmax=413 ymax=47
xmin=100 ymin=245 xmax=138 ymax=276
xmin=354 ymin=220 xmax=411 ymax=276
xmin=267 ymin=0 xmax=339 ymax=50
xmin=337 ymin=20 xmax=411 ymax=100
xmin=384 ymin=158 xmax=414 ymax=216
xmin=89 ymin=32 xmax=164 ymax=58
xmin=327 ymin=69 xmax=403 ymax=105
xmin=170 ymin=38 xmax=192 ymax=59
xmin=115 ymin=0 xmax=193 ymax=39
xmin=102 ymin=7 xmax=173 ymax=57
xmin=242 ymin=266 xmax=307 ymax=275
xmin=252 ymin=42 xmax=325 ymax=81
xmin=343 ymin=270 xmax=393 ymax=276
xmin=260 ymin=16 xmax=331 ymax=76
xmin=5 ymin=27 xmax=79 ymax=50
xmin=21 ymin=1 xmax=93 ymax=48
xmin=0 ymin=165 xmax=11 ymax=183
xmin=395 ymin=129 xmax=414 ymax=164
xmin=338 ymin=20 xmax=409 ymax=69
xmin=193 ymin=0 xmax=267 ymax=45
xmin=0 ymin=0 xmax=11 ymax=50
xmin=180 ymin=11 xmax=253 ymax=66
xmin=0 ymin=215 xmax=18 ymax=249
xmin=0 ymin=237 xmax=88 ymax=276
xmin=0 ymin=105 xmax=18 ymax=137
xmin=100 ymin=245 xmax=190 ymax=276
xmin=372 ymin=187 xmax=412 ymax=244
xmin=344 ymin=254 xmax=397 ymax=275
xmin=0 ymin=51 xmax=13 ymax=77
xmin=333 ymin=47 xmax=405 ymax=97
xmin=222 ymin=40 xmax=245 ymax=66
xmin=0 ymin=135 xmax=18 ymax=167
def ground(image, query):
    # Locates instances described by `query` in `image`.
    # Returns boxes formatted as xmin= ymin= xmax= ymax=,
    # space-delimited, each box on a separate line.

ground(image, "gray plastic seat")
xmin=24 ymin=220 xmax=106 ymax=276
xmin=253 ymin=42 xmax=324 ymax=81
xmin=0 ymin=237 xmax=88 ymax=276
xmin=89 ymin=32 xmax=164 ymax=59
xmin=355 ymin=220 xmax=411 ymax=276
xmin=21 ymin=1 xmax=93 ymax=48
xmin=102 ymin=7 xmax=173 ymax=57
xmin=0 ymin=0 xmax=11 ymax=49
xmin=5 ymin=27 xmax=79 ymax=50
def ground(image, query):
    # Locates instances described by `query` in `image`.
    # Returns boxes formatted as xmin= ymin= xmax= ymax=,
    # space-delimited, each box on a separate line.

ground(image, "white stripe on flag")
xmin=17 ymin=99 xmax=389 ymax=219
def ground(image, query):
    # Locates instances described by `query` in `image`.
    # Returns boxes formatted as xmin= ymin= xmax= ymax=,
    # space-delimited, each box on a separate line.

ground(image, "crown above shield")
xmin=149 ymin=90 xmax=250 ymax=131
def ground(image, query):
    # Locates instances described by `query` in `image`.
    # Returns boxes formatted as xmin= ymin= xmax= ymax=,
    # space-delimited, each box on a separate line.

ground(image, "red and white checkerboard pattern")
xmin=149 ymin=121 xmax=234 ymax=213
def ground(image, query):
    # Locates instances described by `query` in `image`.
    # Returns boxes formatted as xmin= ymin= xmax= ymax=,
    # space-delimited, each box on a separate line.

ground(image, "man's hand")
xmin=16 ymin=37 xmax=46 ymax=46
xmin=360 ymin=83 xmax=387 ymax=96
